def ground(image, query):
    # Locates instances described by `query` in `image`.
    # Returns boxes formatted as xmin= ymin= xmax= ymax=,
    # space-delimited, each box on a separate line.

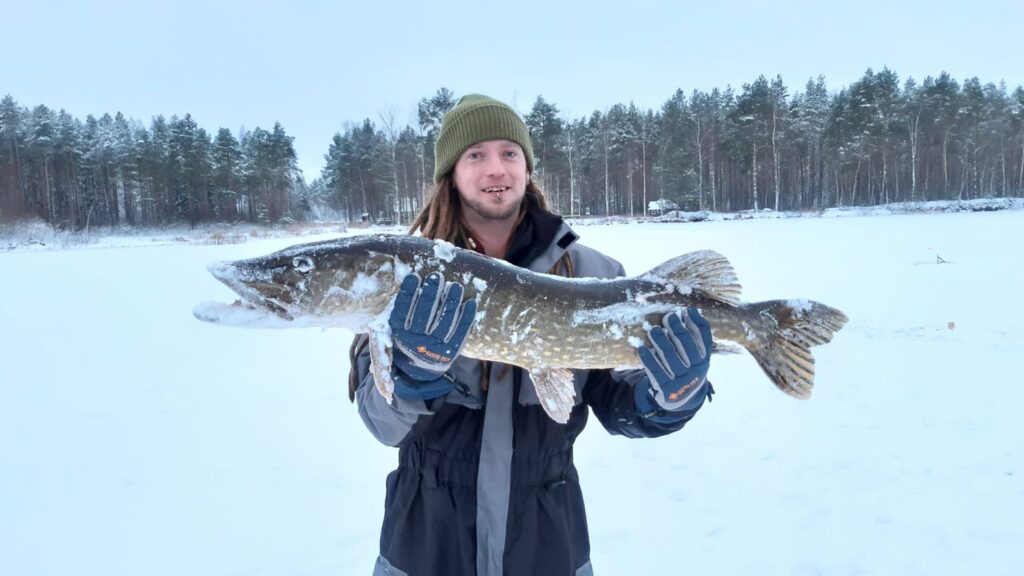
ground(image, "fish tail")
xmin=740 ymin=300 xmax=848 ymax=398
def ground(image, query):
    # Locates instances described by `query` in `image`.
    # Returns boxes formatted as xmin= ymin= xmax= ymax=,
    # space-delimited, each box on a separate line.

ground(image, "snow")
xmin=2 ymin=203 xmax=1023 ymax=575
xmin=787 ymin=298 xmax=813 ymax=315
xmin=573 ymin=301 xmax=677 ymax=326
xmin=191 ymin=300 xmax=296 ymax=329
xmin=432 ymin=239 xmax=457 ymax=262
xmin=471 ymin=277 xmax=488 ymax=293
xmin=330 ymin=271 xmax=382 ymax=300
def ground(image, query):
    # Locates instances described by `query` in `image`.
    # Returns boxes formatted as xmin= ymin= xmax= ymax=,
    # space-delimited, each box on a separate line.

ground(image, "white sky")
xmin=3 ymin=0 xmax=1022 ymax=178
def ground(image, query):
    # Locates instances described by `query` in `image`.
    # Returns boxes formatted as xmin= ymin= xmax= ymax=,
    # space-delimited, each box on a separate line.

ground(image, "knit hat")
xmin=433 ymin=94 xmax=534 ymax=182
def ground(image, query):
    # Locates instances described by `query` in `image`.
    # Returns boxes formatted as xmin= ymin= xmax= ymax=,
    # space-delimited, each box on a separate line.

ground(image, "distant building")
xmin=647 ymin=198 xmax=679 ymax=216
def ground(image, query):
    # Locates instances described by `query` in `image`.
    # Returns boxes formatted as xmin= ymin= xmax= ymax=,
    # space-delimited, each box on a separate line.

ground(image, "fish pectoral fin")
xmin=367 ymin=331 xmax=395 ymax=404
xmin=642 ymin=250 xmax=742 ymax=306
xmin=529 ymin=368 xmax=576 ymax=425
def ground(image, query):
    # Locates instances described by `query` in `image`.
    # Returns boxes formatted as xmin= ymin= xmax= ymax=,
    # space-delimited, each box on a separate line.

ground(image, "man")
xmin=349 ymin=94 xmax=714 ymax=576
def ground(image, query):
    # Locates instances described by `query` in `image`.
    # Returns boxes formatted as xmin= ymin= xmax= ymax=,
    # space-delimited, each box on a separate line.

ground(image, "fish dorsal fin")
xmin=642 ymin=250 xmax=742 ymax=306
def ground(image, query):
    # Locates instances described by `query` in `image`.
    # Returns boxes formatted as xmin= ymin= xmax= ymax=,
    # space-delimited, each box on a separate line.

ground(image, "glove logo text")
xmin=417 ymin=345 xmax=451 ymax=364
xmin=668 ymin=377 xmax=703 ymax=402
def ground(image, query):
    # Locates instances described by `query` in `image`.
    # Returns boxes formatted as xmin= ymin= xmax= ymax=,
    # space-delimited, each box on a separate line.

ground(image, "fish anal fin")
xmin=529 ymin=368 xmax=576 ymax=424
xmin=643 ymin=250 xmax=742 ymax=306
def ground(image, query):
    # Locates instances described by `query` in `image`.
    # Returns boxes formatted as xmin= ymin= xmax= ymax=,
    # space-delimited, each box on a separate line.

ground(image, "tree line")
xmin=328 ymin=70 xmax=1024 ymax=223
xmin=4 ymin=68 xmax=1024 ymax=229
xmin=0 ymin=97 xmax=305 ymax=229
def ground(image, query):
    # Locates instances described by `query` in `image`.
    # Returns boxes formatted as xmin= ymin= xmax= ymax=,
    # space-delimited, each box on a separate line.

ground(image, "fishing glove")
xmin=389 ymin=272 xmax=477 ymax=400
xmin=635 ymin=309 xmax=713 ymax=414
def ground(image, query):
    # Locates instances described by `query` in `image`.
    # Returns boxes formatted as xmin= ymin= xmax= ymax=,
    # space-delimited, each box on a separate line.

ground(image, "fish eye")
xmin=293 ymin=256 xmax=315 ymax=274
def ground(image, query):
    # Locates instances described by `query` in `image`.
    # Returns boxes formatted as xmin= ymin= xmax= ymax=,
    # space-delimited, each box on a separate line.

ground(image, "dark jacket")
xmin=354 ymin=209 xmax=710 ymax=576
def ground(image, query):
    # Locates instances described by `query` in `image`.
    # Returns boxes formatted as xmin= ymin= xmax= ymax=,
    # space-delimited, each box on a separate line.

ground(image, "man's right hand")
xmin=389 ymin=272 xmax=477 ymax=400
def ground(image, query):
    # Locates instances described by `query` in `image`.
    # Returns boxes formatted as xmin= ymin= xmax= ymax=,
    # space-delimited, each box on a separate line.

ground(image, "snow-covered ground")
xmin=1 ymin=204 xmax=1022 ymax=575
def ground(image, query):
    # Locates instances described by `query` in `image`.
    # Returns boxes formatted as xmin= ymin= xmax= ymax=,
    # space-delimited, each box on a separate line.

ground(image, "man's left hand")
xmin=635 ymin=309 xmax=712 ymax=413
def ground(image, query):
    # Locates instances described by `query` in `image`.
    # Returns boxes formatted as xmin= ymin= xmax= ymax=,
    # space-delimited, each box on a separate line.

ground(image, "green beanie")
xmin=433 ymin=94 xmax=534 ymax=183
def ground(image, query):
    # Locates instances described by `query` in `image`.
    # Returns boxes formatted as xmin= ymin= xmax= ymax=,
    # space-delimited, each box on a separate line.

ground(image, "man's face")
xmin=452 ymin=139 xmax=528 ymax=222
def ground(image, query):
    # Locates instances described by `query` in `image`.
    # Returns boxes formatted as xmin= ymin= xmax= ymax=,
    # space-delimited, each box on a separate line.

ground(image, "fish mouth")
xmin=207 ymin=261 xmax=295 ymax=321
xmin=237 ymin=293 xmax=294 ymax=321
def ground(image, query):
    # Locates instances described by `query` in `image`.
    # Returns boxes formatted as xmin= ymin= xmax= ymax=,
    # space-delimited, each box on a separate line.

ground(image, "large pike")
xmin=194 ymin=234 xmax=848 ymax=423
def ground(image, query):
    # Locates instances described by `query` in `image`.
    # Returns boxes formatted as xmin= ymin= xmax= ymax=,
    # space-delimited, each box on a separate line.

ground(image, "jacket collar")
xmin=506 ymin=204 xmax=578 ymax=273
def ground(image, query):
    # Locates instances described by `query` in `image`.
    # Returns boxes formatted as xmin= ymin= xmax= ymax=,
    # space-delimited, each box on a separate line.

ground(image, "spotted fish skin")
xmin=197 ymin=234 xmax=848 ymax=422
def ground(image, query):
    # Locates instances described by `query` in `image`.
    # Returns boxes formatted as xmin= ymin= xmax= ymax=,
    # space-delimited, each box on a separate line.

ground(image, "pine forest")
xmin=2 ymin=68 xmax=1023 ymax=230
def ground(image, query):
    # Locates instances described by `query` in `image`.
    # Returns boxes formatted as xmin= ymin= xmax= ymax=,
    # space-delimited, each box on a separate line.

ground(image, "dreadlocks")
xmin=407 ymin=176 xmax=574 ymax=276
xmin=348 ymin=176 xmax=574 ymax=401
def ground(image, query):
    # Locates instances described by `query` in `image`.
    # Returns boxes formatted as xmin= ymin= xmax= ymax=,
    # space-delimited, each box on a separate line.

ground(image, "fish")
xmin=193 ymin=234 xmax=848 ymax=423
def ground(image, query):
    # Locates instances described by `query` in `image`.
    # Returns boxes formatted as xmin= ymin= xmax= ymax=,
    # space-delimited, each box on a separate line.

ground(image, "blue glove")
xmin=635 ymin=309 xmax=712 ymax=414
xmin=389 ymin=272 xmax=477 ymax=400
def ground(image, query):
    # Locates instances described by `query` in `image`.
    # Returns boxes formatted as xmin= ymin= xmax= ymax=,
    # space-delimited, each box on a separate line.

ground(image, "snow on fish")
xmin=193 ymin=234 xmax=849 ymax=423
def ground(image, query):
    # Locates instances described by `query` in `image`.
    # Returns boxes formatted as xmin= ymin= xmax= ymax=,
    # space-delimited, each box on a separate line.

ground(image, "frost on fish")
xmin=742 ymin=320 xmax=756 ymax=341
xmin=192 ymin=300 xmax=299 ymax=328
xmin=368 ymin=330 xmax=395 ymax=403
xmin=433 ymin=240 xmax=457 ymax=262
xmin=197 ymin=234 xmax=849 ymax=422
xmin=572 ymin=302 xmax=677 ymax=327
xmin=325 ymin=271 xmax=381 ymax=302
xmin=640 ymin=249 xmax=740 ymax=305
xmin=786 ymin=298 xmax=813 ymax=316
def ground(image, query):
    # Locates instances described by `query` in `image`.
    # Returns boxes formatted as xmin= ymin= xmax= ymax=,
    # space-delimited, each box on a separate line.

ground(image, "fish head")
xmin=206 ymin=238 xmax=405 ymax=328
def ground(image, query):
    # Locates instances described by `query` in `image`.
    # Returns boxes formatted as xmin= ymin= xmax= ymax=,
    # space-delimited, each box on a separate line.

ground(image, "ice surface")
xmin=3 ymin=205 xmax=1023 ymax=576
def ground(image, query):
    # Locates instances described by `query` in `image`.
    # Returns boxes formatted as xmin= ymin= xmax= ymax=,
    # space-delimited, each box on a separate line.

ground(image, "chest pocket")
xmin=519 ymin=369 xmax=589 ymax=407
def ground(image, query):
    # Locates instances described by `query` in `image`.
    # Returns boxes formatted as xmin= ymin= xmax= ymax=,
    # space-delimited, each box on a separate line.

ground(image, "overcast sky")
xmin=3 ymin=0 xmax=1022 ymax=178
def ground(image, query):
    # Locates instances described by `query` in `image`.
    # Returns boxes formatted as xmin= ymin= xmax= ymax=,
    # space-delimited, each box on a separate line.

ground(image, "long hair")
xmin=348 ymin=176 xmax=573 ymax=401
xmin=408 ymin=175 xmax=549 ymax=246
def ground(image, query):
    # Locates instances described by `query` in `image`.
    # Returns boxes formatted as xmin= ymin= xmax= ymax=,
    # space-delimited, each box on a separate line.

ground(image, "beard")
xmin=460 ymin=192 xmax=522 ymax=221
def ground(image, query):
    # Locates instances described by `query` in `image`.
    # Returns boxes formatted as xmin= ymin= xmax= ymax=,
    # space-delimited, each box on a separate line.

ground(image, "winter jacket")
xmin=353 ymin=208 xmax=711 ymax=576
